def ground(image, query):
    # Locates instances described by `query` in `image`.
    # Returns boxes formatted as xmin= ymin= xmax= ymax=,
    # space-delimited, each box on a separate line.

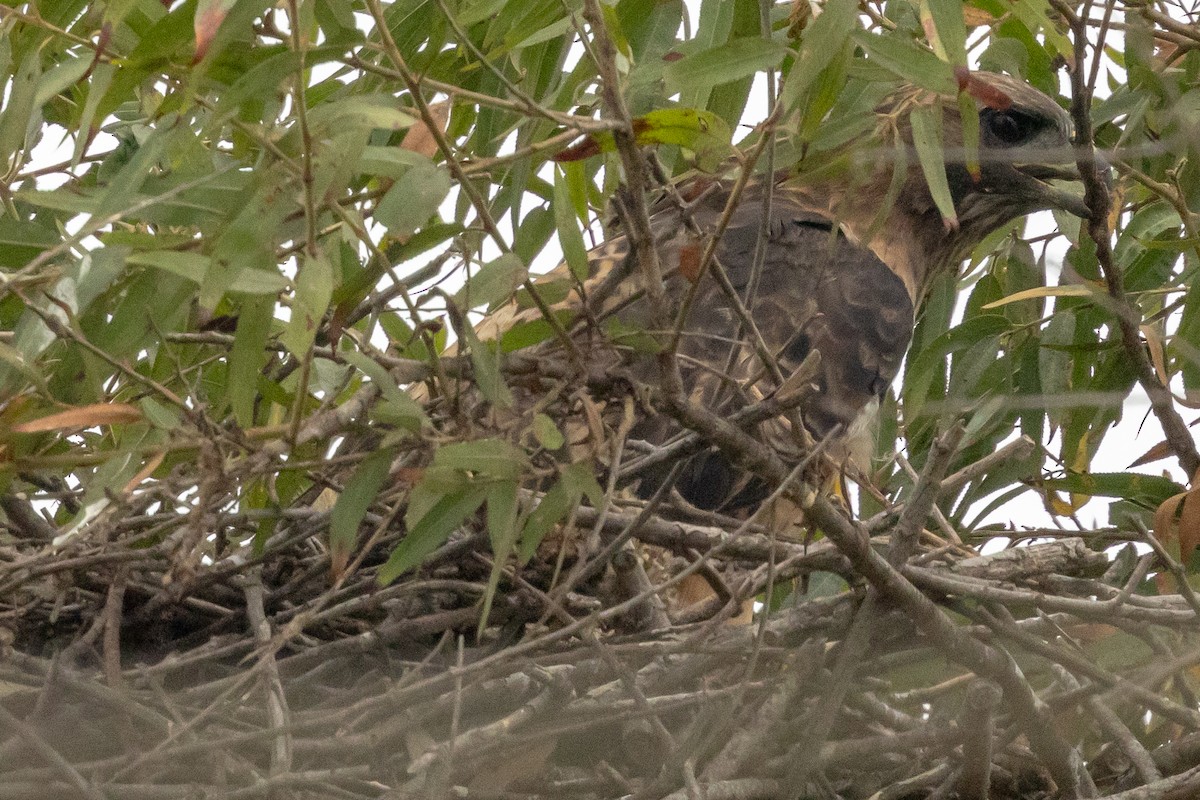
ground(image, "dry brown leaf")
xmin=1129 ymin=440 xmax=1173 ymax=468
xmin=962 ymin=6 xmax=998 ymax=26
xmin=12 ymin=403 xmax=143 ymax=433
xmin=1152 ymin=490 xmax=1186 ymax=594
xmin=122 ymin=451 xmax=166 ymax=495
xmin=1141 ymin=323 xmax=1169 ymax=386
xmin=1063 ymin=623 xmax=1120 ymax=644
xmin=400 ymin=101 xmax=451 ymax=159
xmin=677 ymin=242 xmax=703 ymax=284
xmin=1178 ymin=484 xmax=1200 ymax=563
xmin=1152 ymin=467 xmax=1200 ymax=593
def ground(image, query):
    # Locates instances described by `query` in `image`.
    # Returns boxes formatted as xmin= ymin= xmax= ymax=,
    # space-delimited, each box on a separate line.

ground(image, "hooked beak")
xmin=1017 ymin=153 xmax=1112 ymax=219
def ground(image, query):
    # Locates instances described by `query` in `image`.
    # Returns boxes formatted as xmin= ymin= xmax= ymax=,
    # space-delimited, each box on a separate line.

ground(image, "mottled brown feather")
xmin=429 ymin=72 xmax=1091 ymax=515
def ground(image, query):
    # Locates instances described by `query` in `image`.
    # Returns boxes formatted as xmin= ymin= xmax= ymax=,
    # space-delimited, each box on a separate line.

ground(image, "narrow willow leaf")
xmin=375 ymin=160 xmax=452 ymax=238
xmin=463 ymin=323 xmax=514 ymax=409
xmin=478 ymin=481 xmax=520 ymax=635
xmin=553 ymin=168 xmax=589 ymax=281
xmin=781 ymin=0 xmax=858 ymax=112
xmin=454 ymin=253 xmax=528 ymax=311
xmin=555 ymin=108 xmax=734 ymax=171
xmin=981 ymin=285 xmax=1094 ymax=309
xmin=662 ymin=38 xmax=788 ymax=97
xmin=281 ymin=251 xmax=334 ymax=357
xmin=227 ymin=296 xmax=273 ymax=427
xmin=919 ymin=0 xmax=967 ymax=67
xmin=851 ymin=31 xmax=956 ymax=94
xmin=1039 ymin=472 xmax=1184 ymax=507
xmin=433 ymin=438 xmax=528 ymax=481
xmin=379 ymin=485 xmax=487 ymax=585
xmin=330 ymin=447 xmax=396 ymax=567
xmin=339 ymin=349 xmax=428 ymax=432
xmin=0 ymin=46 xmax=40 ymax=170
xmin=909 ymin=105 xmax=957 ymax=228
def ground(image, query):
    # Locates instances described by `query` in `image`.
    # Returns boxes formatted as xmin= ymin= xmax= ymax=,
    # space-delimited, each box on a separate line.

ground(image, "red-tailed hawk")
xmin=432 ymin=72 xmax=1096 ymax=516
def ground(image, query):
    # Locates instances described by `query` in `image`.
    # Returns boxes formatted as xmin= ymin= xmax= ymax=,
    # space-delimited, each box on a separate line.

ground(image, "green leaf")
xmin=433 ymin=438 xmax=529 ymax=482
xmin=0 ymin=340 xmax=50 ymax=395
xmin=518 ymin=478 xmax=572 ymax=563
xmin=380 ymin=485 xmax=487 ymax=584
xmin=33 ymin=55 xmax=92 ymax=109
xmin=553 ymin=167 xmax=589 ymax=281
xmin=1114 ymin=204 xmax=1181 ymax=269
xmin=957 ymin=89 xmax=981 ymax=181
xmin=0 ymin=217 xmax=60 ymax=269
xmin=1006 ymin=0 xmax=1073 ymax=57
xmin=127 ymin=251 xmax=211 ymax=283
xmin=139 ymin=397 xmax=183 ymax=430
xmin=781 ymin=0 xmax=858 ymax=112
xmin=675 ymin=0 xmax=737 ymax=110
xmin=302 ymin=96 xmax=417 ymax=135
xmin=358 ymin=145 xmax=434 ymax=178
xmin=663 ymin=36 xmax=788 ymax=97
xmin=852 ymin=31 xmax=956 ymax=94
xmin=207 ymin=49 xmax=303 ymax=129
xmin=560 ymin=460 xmax=605 ymax=507
xmin=339 ymin=349 xmax=428 ymax=432
xmin=499 ymin=313 xmax=573 ymax=352
xmin=634 ymin=107 xmax=735 ymax=171
xmin=227 ymin=296 xmax=273 ymax=427
xmin=281 ymin=251 xmax=334 ymax=357
xmin=463 ymin=322 xmax=514 ymax=409
xmin=454 ymin=253 xmax=528 ymax=311
xmin=0 ymin=43 xmax=40 ymax=171
xmin=919 ymin=0 xmax=967 ymax=67
xmin=532 ymin=413 xmax=565 ymax=451
xmin=909 ymin=105 xmax=957 ymax=227
xmin=95 ymin=123 xmax=175 ymax=220
xmin=1038 ymin=472 xmax=1184 ymax=508
xmin=375 ymin=159 xmax=452 ymax=237
xmin=555 ymin=108 xmax=734 ymax=172
xmin=479 ymin=481 xmax=521 ymax=634
xmin=905 ymin=314 xmax=1012 ymax=419
xmin=330 ymin=447 xmax=397 ymax=563
xmin=229 ymin=269 xmax=289 ymax=295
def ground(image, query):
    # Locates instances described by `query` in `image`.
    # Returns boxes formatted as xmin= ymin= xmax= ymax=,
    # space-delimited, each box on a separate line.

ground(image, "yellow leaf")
xmin=981 ymin=284 xmax=1094 ymax=309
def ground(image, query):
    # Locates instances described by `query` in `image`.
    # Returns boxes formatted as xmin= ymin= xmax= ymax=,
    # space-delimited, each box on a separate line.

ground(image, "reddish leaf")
xmin=677 ymin=242 xmax=703 ymax=284
xmin=1152 ymin=466 xmax=1200 ymax=593
xmin=1129 ymin=440 xmax=1173 ymax=468
xmin=679 ymin=177 xmax=716 ymax=203
xmin=552 ymin=136 xmax=605 ymax=163
xmin=553 ymin=109 xmax=733 ymax=170
xmin=194 ymin=0 xmax=236 ymax=64
xmin=956 ymin=67 xmax=1014 ymax=110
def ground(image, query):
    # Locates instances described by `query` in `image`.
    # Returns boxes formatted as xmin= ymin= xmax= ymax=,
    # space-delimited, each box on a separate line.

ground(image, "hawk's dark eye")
xmin=984 ymin=109 xmax=1038 ymax=145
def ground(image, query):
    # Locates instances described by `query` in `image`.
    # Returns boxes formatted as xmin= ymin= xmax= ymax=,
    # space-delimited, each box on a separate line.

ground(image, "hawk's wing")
xmin=468 ymin=180 xmax=914 ymax=513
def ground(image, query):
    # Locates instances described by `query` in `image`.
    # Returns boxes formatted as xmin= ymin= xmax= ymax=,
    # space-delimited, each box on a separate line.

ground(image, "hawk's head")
xmin=934 ymin=71 xmax=1099 ymax=244
xmin=792 ymin=71 xmax=1104 ymax=300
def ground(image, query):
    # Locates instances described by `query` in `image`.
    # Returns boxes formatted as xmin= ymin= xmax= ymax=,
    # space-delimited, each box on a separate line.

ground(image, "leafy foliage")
xmin=2 ymin=1 xmax=1200 ymax=798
